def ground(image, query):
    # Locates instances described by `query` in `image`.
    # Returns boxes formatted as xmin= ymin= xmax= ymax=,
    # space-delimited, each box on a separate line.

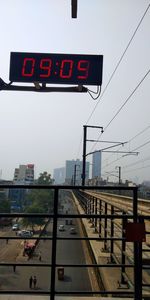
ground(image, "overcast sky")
xmin=0 ymin=0 xmax=150 ymax=183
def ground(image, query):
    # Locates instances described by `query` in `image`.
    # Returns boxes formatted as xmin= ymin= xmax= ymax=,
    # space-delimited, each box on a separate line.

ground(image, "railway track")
xmin=76 ymin=190 xmax=150 ymax=293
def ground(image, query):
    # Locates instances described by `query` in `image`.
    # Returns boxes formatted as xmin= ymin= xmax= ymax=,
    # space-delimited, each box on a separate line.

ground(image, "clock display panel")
xmin=9 ymin=52 xmax=103 ymax=86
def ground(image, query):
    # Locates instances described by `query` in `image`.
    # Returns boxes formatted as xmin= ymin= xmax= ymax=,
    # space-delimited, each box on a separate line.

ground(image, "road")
xmin=0 ymin=192 xmax=94 ymax=293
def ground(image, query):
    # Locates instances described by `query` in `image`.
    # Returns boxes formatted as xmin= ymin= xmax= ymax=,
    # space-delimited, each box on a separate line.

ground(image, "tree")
xmin=37 ymin=171 xmax=54 ymax=185
xmin=0 ymin=197 xmax=10 ymax=213
xmin=22 ymin=204 xmax=45 ymax=231
xmin=23 ymin=172 xmax=54 ymax=229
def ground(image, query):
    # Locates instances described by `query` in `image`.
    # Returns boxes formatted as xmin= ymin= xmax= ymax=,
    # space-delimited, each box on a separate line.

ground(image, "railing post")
xmin=121 ymin=211 xmax=126 ymax=285
xmin=94 ymin=197 xmax=98 ymax=232
xmin=104 ymin=202 xmax=108 ymax=251
xmin=99 ymin=199 xmax=102 ymax=237
xmin=50 ymin=187 xmax=59 ymax=300
xmin=133 ymin=187 xmax=142 ymax=300
xmin=110 ymin=205 xmax=114 ymax=263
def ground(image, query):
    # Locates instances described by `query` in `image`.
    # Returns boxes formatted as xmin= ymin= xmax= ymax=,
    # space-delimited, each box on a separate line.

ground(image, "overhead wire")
xmin=102 ymin=139 xmax=150 ymax=170
xmin=85 ymin=3 xmax=150 ymax=125
xmin=75 ymin=3 xmax=150 ymax=162
xmin=102 ymin=124 xmax=150 ymax=165
xmin=90 ymin=68 xmax=150 ymax=153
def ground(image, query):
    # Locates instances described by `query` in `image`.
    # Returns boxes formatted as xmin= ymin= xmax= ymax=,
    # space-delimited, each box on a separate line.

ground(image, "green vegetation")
xmin=0 ymin=192 xmax=11 ymax=213
xmin=23 ymin=171 xmax=54 ymax=228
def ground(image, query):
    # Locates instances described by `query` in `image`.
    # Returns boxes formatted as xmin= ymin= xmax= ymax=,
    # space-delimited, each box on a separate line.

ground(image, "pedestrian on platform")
xmin=29 ymin=276 xmax=33 ymax=289
xmin=33 ymin=275 xmax=37 ymax=289
xmin=6 ymin=238 xmax=8 ymax=244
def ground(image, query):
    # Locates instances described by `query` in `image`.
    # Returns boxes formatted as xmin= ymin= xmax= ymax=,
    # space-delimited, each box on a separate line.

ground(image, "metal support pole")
xmin=118 ymin=166 xmax=121 ymax=185
xmin=50 ymin=188 xmax=58 ymax=300
xmin=94 ymin=198 xmax=98 ymax=232
xmin=110 ymin=205 xmax=114 ymax=263
xmin=104 ymin=202 xmax=108 ymax=251
xmin=121 ymin=211 xmax=126 ymax=284
xmin=92 ymin=197 xmax=95 ymax=226
xmin=82 ymin=125 xmax=103 ymax=186
xmin=133 ymin=187 xmax=142 ymax=300
xmin=99 ymin=199 xmax=102 ymax=237
xmin=82 ymin=126 xmax=87 ymax=186
xmin=74 ymin=164 xmax=77 ymax=186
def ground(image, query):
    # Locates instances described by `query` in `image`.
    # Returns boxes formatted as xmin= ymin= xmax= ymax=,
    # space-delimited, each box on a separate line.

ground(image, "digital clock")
xmin=9 ymin=52 xmax=103 ymax=86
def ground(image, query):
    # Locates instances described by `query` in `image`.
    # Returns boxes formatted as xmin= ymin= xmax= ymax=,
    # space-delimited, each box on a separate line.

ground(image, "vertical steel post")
xmin=92 ymin=197 xmax=95 ymax=226
xmin=110 ymin=205 xmax=114 ymax=263
xmin=94 ymin=197 xmax=98 ymax=232
xmin=133 ymin=187 xmax=142 ymax=300
xmin=50 ymin=188 xmax=59 ymax=300
xmin=121 ymin=211 xmax=126 ymax=284
xmin=82 ymin=125 xmax=87 ymax=186
xmin=104 ymin=202 xmax=108 ymax=251
xmin=118 ymin=166 xmax=121 ymax=184
xmin=99 ymin=199 xmax=102 ymax=237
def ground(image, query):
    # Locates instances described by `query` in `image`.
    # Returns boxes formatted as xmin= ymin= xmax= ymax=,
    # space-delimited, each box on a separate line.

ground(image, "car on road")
xmin=17 ymin=230 xmax=33 ymax=237
xmin=58 ymin=225 xmax=65 ymax=231
xmin=69 ymin=227 xmax=77 ymax=234
xmin=12 ymin=223 xmax=20 ymax=231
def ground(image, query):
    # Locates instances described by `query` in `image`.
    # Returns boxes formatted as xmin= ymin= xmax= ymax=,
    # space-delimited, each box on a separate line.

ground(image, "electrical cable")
xmin=87 ymin=86 xmax=102 ymax=100
xmin=122 ymin=155 xmax=150 ymax=169
xmin=128 ymin=125 xmax=150 ymax=143
xmin=123 ymin=164 xmax=150 ymax=174
xmin=75 ymin=3 xmax=150 ymax=163
xmin=102 ymin=124 xmax=150 ymax=165
xmin=102 ymin=139 xmax=150 ymax=170
xmin=90 ymin=68 xmax=150 ymax=153
xmin=104 ymin=68 xmax=150 ymax=132
xmin=85 ymin=3 xmax=150 ymax=124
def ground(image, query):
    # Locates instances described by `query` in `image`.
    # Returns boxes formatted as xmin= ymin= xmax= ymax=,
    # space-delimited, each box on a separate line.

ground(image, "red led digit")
xmin=22 ymin=58 xmax=35 ymax=77
xmin=39 ymin=59 xmax=52 ymax=77
xmin=60 ymin=60 xmax=73 ymax=78
xmin=77 ymin=60 xmax=90 ymax=79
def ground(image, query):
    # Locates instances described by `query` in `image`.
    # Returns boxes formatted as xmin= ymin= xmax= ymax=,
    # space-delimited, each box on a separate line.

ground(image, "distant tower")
xmin=92 ymin=151 xmax=102 ymax=179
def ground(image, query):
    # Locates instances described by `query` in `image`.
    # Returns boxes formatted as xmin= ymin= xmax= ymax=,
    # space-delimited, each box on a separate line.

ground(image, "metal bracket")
xmin=0 ymin=78 xmax=88 ymax=93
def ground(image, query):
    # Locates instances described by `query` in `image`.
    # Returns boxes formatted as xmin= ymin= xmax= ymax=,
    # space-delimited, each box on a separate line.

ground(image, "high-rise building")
xmin=92 ymin=151 xmax=102 ymax=179
xmin=53 ymin=167 xmax=65 ymax=184
xmin=10 ymin=164 xmax=35 ymax=211
xmin=65 ymin=159 xmax=89 ymax=185
xmin=13 ymin=164 xmax=34 ymax=184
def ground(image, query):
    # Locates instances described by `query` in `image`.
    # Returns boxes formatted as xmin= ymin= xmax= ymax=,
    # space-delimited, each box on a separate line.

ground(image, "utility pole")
xmin=118 ymin=166 xmax=121 ymax=185
xmin=82 ymin=126 xmax=87 ymax=186
xmin=116 ymin=166 xmax=121 ymax=184
xmin=74 ymin=164 xmax=80 ymax=186
xmin=82 ymin=125 xmax=103 ymax=186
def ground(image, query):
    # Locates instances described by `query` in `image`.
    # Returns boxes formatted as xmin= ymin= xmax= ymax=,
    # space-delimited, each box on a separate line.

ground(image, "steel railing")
xmin=0 ymin=184 xmax=149 ymax=300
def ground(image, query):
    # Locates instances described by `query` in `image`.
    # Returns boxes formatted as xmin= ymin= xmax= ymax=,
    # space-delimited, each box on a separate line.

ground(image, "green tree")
xmin=0 ymin=199 xmax=10 ymax=213
xmin=23 ymin=172 xmax=54 ymax=228
xmin=37 ymin=171 xmax=54 ymax=185
xmin=22 ymin=204 xmax=45 ymax=231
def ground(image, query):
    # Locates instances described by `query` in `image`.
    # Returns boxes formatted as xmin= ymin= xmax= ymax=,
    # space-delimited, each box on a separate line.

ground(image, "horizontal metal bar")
xmin=0 ymin=213 xmax=135 ymax=218
xmin=0 ymin=262 xmax=134 ymax=268
xmin=0 ymin=236 xmax=126 ymax=241
xmin=55 ymin=290 xmax=134 ymax=295
xmin=0 ymin=290 xmax=134 ymax=295
xmin=0 ymin=184 xmax=137 ymax=190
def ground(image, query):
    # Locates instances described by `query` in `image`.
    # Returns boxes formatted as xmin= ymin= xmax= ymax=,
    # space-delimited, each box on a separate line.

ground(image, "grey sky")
xmin=0 ymin=0 xmax=150 ymax=183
